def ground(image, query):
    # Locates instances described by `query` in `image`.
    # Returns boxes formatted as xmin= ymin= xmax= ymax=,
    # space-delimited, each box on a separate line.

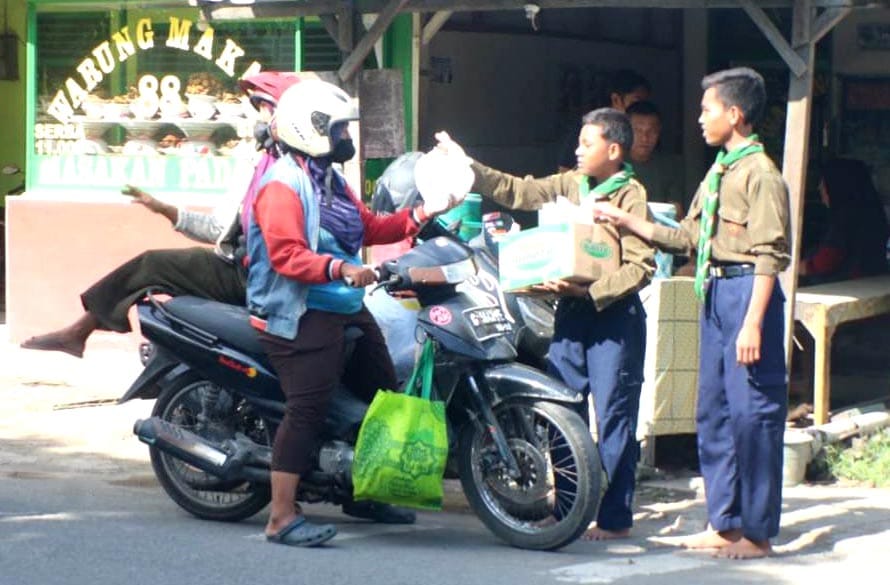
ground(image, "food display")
xmin=215 ymin=93 xmax=248 ymax=119
xmin=185 ymin=72 xmax=224 ymax=96
xmin=185 ymin=93 xmax=218 ymax=120
xmin=52 ymin=72 xmax=255 ymax=158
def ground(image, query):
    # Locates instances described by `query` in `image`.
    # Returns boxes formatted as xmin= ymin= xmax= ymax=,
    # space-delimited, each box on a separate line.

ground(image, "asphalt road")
xmin=2 ymin=338 xmax=890 ymax=585
xmin=3 ymin=473 xmax=889 ymax=585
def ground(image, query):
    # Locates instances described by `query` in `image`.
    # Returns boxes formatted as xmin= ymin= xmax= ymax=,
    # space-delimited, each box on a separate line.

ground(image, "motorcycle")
xmin=123 ymin=234 xmax=601 ymax=550
xmin=443 ymin=212 xmax=555 ymax=372
xmin=368 ymin=151 xmax=555 ymax=373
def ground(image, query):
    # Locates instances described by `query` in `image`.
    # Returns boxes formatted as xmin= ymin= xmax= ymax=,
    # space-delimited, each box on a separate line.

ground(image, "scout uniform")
xmin=472 ymin=161 xmax=655 ymax=532
xmin=649 ymin=138 xmax=790 ymax=542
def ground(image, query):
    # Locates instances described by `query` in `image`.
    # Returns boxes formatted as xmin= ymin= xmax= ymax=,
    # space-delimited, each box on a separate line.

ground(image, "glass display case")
xmin=28 ymin=4 xmax=302 ymax=197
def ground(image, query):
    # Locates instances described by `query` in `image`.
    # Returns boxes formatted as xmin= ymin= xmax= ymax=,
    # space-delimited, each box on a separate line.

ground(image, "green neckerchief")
xmin=579 ymin=163 xmax=635 ymax=202
xmin=693 ymin=135 xmax=764 ymax=300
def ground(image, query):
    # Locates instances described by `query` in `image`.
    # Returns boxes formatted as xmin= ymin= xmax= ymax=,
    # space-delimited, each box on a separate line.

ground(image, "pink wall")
xmin=5 ymin=197 xmax=211 ymax=351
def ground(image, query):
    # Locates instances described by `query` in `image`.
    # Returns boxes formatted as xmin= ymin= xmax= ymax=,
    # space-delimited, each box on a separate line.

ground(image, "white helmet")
xmin=273 ymin=79 xmax=359 ymax=157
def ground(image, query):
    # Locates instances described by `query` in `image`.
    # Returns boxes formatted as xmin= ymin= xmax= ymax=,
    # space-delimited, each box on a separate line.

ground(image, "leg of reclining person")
xmin=21 ymin=247 xmax=246 ymax=358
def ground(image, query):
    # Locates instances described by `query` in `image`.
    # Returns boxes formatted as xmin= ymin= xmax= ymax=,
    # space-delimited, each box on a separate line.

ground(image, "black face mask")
xmin=330 ymin=138 xmax=356 ymax=163
xmin=253 ymin=121 xmax=274 ymax=152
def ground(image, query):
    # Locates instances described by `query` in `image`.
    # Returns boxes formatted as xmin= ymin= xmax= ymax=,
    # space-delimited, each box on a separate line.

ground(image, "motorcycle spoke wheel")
xmin=150 ymin=377 xmax=271 ymax=522
xmin=459 ymin=400 xmax=599 ymax=550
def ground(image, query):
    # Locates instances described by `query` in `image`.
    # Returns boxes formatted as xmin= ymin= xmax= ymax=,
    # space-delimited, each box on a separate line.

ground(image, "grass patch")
xmin=823 ymin=428 xmax=890 ymax=487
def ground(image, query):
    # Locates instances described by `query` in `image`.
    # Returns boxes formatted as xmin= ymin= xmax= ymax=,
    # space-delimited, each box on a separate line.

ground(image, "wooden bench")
xmin=794 ymin=275 xmax=890 ymax=424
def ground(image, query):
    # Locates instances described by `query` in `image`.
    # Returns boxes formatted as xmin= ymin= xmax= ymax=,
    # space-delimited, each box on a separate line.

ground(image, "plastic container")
xmin=783 ymin=429 xmax=815 ymax=487
xmin=437 ymin=193 xmax=483 ymax=242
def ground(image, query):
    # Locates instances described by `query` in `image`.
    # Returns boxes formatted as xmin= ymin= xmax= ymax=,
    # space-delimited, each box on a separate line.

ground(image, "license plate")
xmin=464 ymin=306 xmax=513 ymax=341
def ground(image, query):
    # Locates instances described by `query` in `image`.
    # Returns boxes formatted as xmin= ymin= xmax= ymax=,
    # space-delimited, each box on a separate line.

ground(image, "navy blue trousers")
xmin=698 ymin=275 xmax=787 ymax=542
xmin=547 ymin=294 xmax=646 ymax=531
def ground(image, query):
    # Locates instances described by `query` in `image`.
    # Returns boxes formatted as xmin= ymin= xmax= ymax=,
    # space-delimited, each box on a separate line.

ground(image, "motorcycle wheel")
xmin=458 ymin=399 xmax=600 ymax=551
xmin=150 ymin=374 xmax=271 ymax=522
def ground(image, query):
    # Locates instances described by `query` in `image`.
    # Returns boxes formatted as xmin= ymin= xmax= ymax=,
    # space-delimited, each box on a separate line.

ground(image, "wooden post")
xmin=333 ymin=8 xmax=361 ymax=196
xmin=780 ymin=0 xmax=815 ymax=388
xmin=682 ymin=9 xmax=707 ymax=199
xmin=338 ymin=0 xmax=410 ymax=83
xmin=338 ymin=7 xmax=356 ymax=91
xmin=779 ymin=1 xmax=851 ymax=418
xmin=811 ymin=309 xmax=834 ymax=425
xmin=421 ymin=10 xmax=453 ymax=46
xmin=411 ymin=12 xmax=421 ymax=150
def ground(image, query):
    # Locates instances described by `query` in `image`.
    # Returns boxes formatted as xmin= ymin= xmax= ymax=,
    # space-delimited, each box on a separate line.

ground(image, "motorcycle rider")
xmin=19 ymin=71 xmax=299 ymax=359
xmin=246 ymin=80 xmax=458 ymax=547
xmin=21 ymin=72 xmax=416 ymax=526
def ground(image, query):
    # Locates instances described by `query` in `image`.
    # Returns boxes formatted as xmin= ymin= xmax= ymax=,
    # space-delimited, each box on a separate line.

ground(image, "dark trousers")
xmin=547 ymin=294 xmax=646 ymax=531
xmin=81 ymin=247 xmax=246 ymax=332
xmin=259 ymin=306 xmax=396 ymax=475
xmin=698 ymin=275 xmax=787 ymax=542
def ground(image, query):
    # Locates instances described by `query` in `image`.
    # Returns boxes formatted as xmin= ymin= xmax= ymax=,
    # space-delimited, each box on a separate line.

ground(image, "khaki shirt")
xmin=650 ymin=151 xmax=790 ymax=276
xmin=471 ymin=161 xmax=655 ymax=311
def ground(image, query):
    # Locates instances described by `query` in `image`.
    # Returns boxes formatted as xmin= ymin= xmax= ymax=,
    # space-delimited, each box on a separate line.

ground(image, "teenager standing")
xmin=592 ymin=68 xmax=790 ymax=559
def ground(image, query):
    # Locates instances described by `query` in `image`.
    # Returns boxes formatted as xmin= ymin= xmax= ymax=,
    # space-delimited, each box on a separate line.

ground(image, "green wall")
xmin=0 ymin=0 xmax=27 ymax=202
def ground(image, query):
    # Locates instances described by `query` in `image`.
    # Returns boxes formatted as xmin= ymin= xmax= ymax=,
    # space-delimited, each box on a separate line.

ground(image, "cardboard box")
xmin=497 ymin=222 xmax=620 ymax=292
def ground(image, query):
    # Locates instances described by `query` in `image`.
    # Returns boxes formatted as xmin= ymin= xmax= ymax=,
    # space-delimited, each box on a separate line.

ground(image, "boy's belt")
xmin=708 ymin=263 xmax=755 ymax=278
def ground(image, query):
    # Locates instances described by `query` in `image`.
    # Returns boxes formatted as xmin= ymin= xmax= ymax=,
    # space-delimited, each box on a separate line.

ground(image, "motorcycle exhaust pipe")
xmin=134 ymin=417 xmax=268 ymax=482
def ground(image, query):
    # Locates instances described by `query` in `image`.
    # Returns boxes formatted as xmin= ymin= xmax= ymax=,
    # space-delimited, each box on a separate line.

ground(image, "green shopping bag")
xmin=352 ymin=339 xmax=448 ymax=510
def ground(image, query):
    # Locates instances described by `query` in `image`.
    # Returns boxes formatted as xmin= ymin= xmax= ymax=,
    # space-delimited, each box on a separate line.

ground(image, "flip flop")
xmin=265 ymin=516 xmax=337 ymax=547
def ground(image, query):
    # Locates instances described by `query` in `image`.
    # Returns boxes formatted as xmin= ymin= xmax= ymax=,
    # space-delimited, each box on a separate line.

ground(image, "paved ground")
xmin=2 ymin=328 xmax=890 ymax=582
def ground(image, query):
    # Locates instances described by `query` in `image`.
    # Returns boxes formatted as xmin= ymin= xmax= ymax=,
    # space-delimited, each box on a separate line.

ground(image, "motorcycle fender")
xmin=118 ymin=347 xmax=188 ymax=403
xmin=483 ymin=363 xmax=585 ymax=406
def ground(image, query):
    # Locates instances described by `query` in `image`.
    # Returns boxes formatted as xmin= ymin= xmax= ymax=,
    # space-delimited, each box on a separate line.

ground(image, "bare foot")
xmin=582 ymin=526 xmax=631 ymax=541
xmin=265 ymin=505 xmax=303 ymax=538
xmin=676 ymin=529 xmax=741 ymax=550
xmin=20 ymin=332 xmax=85 ymax=358
xmin=713 ymin=538 xmax=771 ymax=559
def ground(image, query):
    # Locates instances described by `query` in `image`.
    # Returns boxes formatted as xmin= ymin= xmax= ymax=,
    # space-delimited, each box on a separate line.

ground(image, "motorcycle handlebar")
xmin=343 ymin=266 xmax=403 ymax=291
xmin=342 ymin=266 xmax=382 ymax=288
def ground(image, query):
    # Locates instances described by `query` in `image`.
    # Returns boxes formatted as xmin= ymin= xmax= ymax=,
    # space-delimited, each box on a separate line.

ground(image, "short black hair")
xmin=625 ymin=100 xmax=661 ymax=120
xmin=609 ymin=69 xmax=651 ymax=97
xmin=581 ymin=107 xmax=633 ymax=154
xmin=701 ymin=67 xmax=767 ymax=126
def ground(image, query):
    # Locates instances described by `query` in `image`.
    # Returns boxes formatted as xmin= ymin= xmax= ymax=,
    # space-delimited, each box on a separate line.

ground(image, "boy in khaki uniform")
xmin=593 ymin=68 xmax=790 ymax=559
xmin=435 ymin=108 xmax=655 ymax=540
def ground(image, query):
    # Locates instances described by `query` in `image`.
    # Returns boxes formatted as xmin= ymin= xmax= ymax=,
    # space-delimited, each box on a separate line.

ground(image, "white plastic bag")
xmin=414 ymin=148 xmax=473 ymax=214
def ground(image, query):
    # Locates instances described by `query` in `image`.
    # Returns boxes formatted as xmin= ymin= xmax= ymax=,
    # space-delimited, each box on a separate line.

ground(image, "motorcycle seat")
xmin=160 ymin=296 xmax=365 ymax=362
xmin=163 ymin=296 xmax=266 ymax=358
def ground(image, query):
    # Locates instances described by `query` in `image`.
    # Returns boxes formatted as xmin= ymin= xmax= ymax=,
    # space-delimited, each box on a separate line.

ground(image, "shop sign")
xmin=34 ymin=123 xmax=87 ymax=155
xmin=34 ymin=154 xmax=247 ymax=193
xmin=46 ymin=16 xmax=260 ymax=123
